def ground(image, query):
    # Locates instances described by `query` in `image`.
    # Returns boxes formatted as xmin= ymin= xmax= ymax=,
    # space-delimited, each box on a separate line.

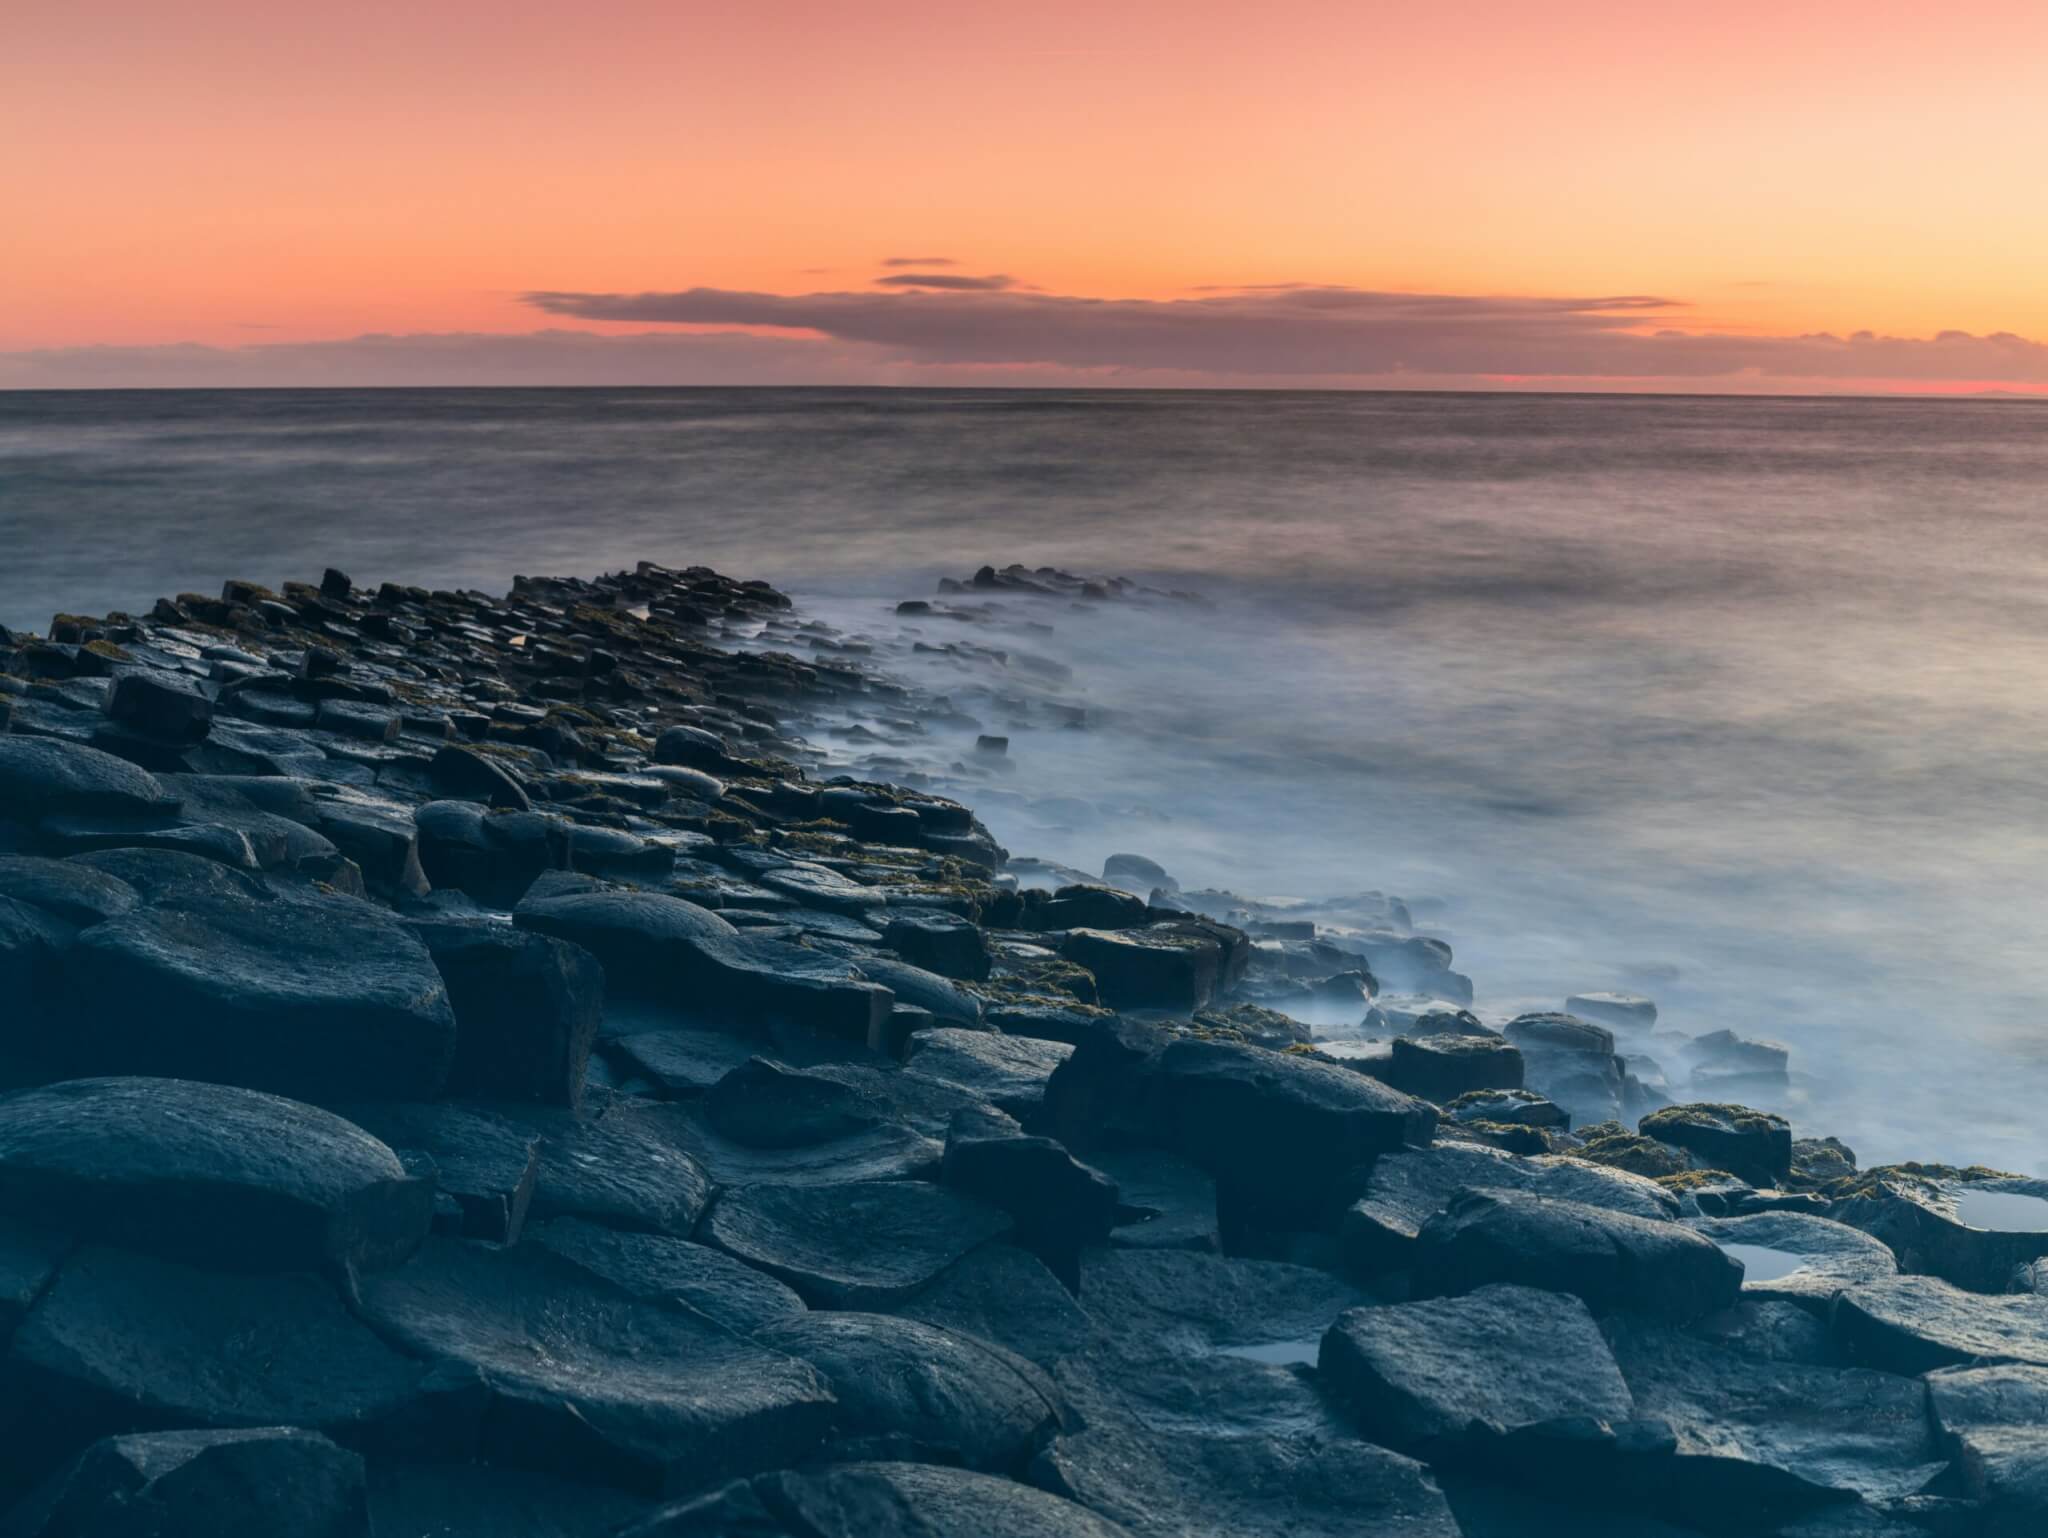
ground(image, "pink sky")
xmin=9 ymin=1 xmax=2048 ymax=390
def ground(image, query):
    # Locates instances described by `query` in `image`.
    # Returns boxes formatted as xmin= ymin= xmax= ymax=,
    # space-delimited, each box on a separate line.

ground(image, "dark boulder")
xmin=1413 ymin=1189 xmax=1742 ymax=1322
xmin=1376 ymin=1034 xmax=1524 ymax=1103
xmin=1639 ymin=1103 xmax=1792 ymax=1186
xmin=702 ymin=1179 xmax=1011 ymax=1309
xmin=526 ymin=1216 xmax=807 ymax=1335
xmin=703 ymin=1058 xmax=882 ymax=1148
xmin=620 ymin=1462 xmax=1134 ymax=1538
xmin=2 ymin=1246 xmax=442 ymax=1486
xmin=1604 ymin=1312 xmax=1945 ymax=1517
xmin=1320 ymin=1283 xmax=1634 ymax=1459
xmin=0 ymin=739 xmax=180 ymax=825
xmin=1059 ymin=924 xmax=1240 ymax=1012
xmin=357 ymin=1236 xmax=832 ymax=1496
xmin=1836 ymin=1175 xmax=2048 ymax=1293
xmin=1688 ymin=1212 xmax=1898 ymax=1311
xmin=1141 ymin=1038 xmax=1435 ymax=1226
xmin=526 ymin=1100 xmax=713 ymax=1236
xmin=883 ymin=911 xmax=992 ymax=981
xmin=757 ymin=1311 xmax=1060 ymax=1473
xmin=5 ymin=1428 xmax=367 ymax=1538
xmin=0 ymin=1077 xmax=432 ymax=1273
xmin=335 ymin=1101 xmax=542 ymax=1245
xmin=416 ymin=801 xmax=567 ymax=908
xmin=410 ymin=920 xmax=603 ymax=1108
xmin=892 ymin=1244 xmax=1093 ymax=1369
xmin=906 ymin=1029 xmax=1072 ymax=1124
xmin=104 ymin=670 xmax=214 ymax=743
xmin=1925 ymin=1364 xmax=2048 ymax=1538
xmin=59 ymin=885 xmax=458 ymax=1103
xmin=429 ymin=743 xmax=533 ymax=809
xmin=942 ymin=1107 xmax=1118 ymax=1282
xmin=1039 ymin=884 xmax=1149 ymax=931
xmin=1832 ymin=1275 xmax=2048 ymax=1373
xmin=1341 ymin=1143 xmax=1678 ymax=1277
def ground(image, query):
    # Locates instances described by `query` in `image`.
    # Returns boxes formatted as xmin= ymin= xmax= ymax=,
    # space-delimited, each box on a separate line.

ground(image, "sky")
xmin=8 ymin=0 xmax=2048 ymax=392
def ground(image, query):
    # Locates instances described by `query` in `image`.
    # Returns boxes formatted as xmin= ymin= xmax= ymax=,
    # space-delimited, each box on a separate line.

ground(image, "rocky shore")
xmin=0 ymin=558 xmax=2044 ymax=1537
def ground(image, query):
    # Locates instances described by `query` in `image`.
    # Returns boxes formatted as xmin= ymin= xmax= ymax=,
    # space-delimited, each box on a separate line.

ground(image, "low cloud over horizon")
xmin=9 ymin=279 xmax=2048 ymax=394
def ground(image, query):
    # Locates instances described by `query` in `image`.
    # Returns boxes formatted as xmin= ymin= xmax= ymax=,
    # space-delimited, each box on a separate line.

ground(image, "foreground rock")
xmin=6 ymin=1427 xmax=369 ymax=1538
xmin=0 ymin=1076 xmax=431 ymax=1273
xmin=1413 ymin=1188 xmax=1743 ymax=1322
xmin=1321 ymin=1284 xmax=1633 ymax=1460
xmin=357 ymin=1237 xmax=834 ymax=1494
xmin=701 ymin=1180 xmax=1011 ymax=1308
xmin=620 ymin=1462 xmax=1134 ymax=1538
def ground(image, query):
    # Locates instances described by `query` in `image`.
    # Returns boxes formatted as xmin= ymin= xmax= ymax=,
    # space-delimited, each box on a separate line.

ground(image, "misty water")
xmin=4 ymin=386 xmax=2047 ymax=1172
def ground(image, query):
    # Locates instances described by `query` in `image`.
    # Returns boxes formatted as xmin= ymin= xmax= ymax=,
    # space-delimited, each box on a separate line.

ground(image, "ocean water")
xmin=4 ymin=386 xmax=2047 ymax=1170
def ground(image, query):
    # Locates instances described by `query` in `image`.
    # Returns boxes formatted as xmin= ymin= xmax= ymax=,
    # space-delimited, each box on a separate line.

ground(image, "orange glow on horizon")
xmin=8 ymin=1 xmax=2048 ymax=388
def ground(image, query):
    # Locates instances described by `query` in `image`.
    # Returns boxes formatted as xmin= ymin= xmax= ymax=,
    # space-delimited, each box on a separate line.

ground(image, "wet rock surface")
xmin=0 ymin=557 xmax=2029 ymax=1534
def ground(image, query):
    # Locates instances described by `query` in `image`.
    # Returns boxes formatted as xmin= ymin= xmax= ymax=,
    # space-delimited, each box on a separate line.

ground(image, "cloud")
xmin=518 ymin=281 xmax=2048 ymax=386
xmin=11 ymin=282 xmax=2048 ymax=392
xmin=881 ymin=255 xmax=956 ymax=267
xmin=873 ymin=272 xmax=1016 ymax=291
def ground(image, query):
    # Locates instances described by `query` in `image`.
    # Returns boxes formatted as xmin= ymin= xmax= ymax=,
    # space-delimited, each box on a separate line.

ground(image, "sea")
xmin=3 ymin=386 xmax=2046 ymax=1171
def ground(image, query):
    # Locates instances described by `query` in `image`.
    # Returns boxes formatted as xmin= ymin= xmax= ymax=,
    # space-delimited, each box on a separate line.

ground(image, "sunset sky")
xmin=9 ymin=0 xmax=2048 ymax=391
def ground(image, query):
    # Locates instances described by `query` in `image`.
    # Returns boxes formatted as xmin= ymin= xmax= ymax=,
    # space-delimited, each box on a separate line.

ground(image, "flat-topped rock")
xmin=1321 ymin=1284 xmax=1634 ymax=1459
xmin=1341 ymin=1142 xmax=1678 ymax=1276
xmin=408 ymin=921 xmax=603 ymax=1108
xmin=6 ymin=1428 xmax=368 ymax=1538
xmin=0 ymin=1077 xmax=431 ymax=1272
xmin=335 ymin=1100 xmax=542 ymax=1245
xmin=1413 ymin=1188 xmax=1742 ymax=1322
xmin=1688 ymin=1211 xmax=1897 ymax=1310
xmin=757 ymin=1311 xmax=1060 ymax=1473
xmin=1833 ymin=1275 xmax=2048 ymax=1373
xmin=892 ymin=1243 xmax=1093 ymax=1368
xmin=0 ymin=738 xmax=180 ymax=821
xmin=1604 ymin=1313 xmax=1945 ymax=1515
xmin=526 ymin=1100 xmax=713 ymax=1236
xmin=702 ymin=1179 xmax=1011 ymax=1308
xmin=60 ymin=885 xmax=457 ymax=1103
xmin=906 ymin=1028 xmax=1073 ymax=1123
xmin=1640 ymin=1102 xmax=1792 ymax=1186
xmin=357 ymin=1236 xmax=833 ymax=1495
xmin=1925 ymin=1363 xmax=2048 ymax=1536
xmin=1036 ymin=1407 xmax=1459 ymax=1538
xmin=526 ymin=1216 xmax=806 ymax=1335
xmin=5 ymin=1246 xmax=436 ymax=1483
xmin=0 ymin=856 xmax=139 ymax=928
xmin=622 ymin=1462 xmax=1135 ymax=1538
xmin=1076 ymin=1246 xmax=1369 ymax=1364
xmin=1838 ymin=1174 xmax=2048 ymax=1293
xmin=1142 ymin=1037 xmax=1435 ymax=1225
xmin=1093 ymin=1147 xmax=1219 ymax=1253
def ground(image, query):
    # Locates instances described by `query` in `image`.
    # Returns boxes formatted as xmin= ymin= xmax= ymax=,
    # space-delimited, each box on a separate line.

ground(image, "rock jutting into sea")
xmin=0 ymin=557 xmax=2042 ymax=1537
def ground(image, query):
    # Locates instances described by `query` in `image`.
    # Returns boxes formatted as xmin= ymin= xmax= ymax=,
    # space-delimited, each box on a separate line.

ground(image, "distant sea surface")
xmin=4 ymin=386 xmax=2047 ymax=1169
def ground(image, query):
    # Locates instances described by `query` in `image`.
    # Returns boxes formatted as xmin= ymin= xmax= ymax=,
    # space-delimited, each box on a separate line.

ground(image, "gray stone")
xmin=702 ymin=1179 xmax=1011 ymax=1308
xmin=893 ymin=1243 xmax=1093 ymax=1368
xmin=60 ymin=885 xmax=458 ymax=1103
xmin=1688 ymin=1211 xmax=1898 ymax=1310
xmin=335 ymin=1101 xmax=541 ymax=1245
xmin=1926 ymin=1363 xmax=2048 ymax=1538
xmin=906 ymin=1029 xmax=1072 ymax=1124
xmin=1340 ymin=1142 xmax=1678 ymax=1277
xmin=527 ymin=1100 xmax=713 ymax=1236
xmin=621 ymin=1462 xmax=1134 ymax=1538
xmin=1320 ymin=1284 xmax=1634 ymax=1458
xmin=526 ymin=1216 xmax=807 ymax=1335
xmin=357 ymin=1236 xmax=832 ymax=1495
xmin=0 ymin=739 xmax=179 ymax=821
xmin=1833 ymin=1275 xmax=2048 ymax=1373
xmin=5 ymin=1428 xmax=367 ymax=1538
xmin=1413 ymin=1188 xmax=1742 ymax=1322
xmin=0 ymin=1077 xmax=431 ymax=1272
xmin=757 ymin=1311 xmax=1060 ymax=1472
